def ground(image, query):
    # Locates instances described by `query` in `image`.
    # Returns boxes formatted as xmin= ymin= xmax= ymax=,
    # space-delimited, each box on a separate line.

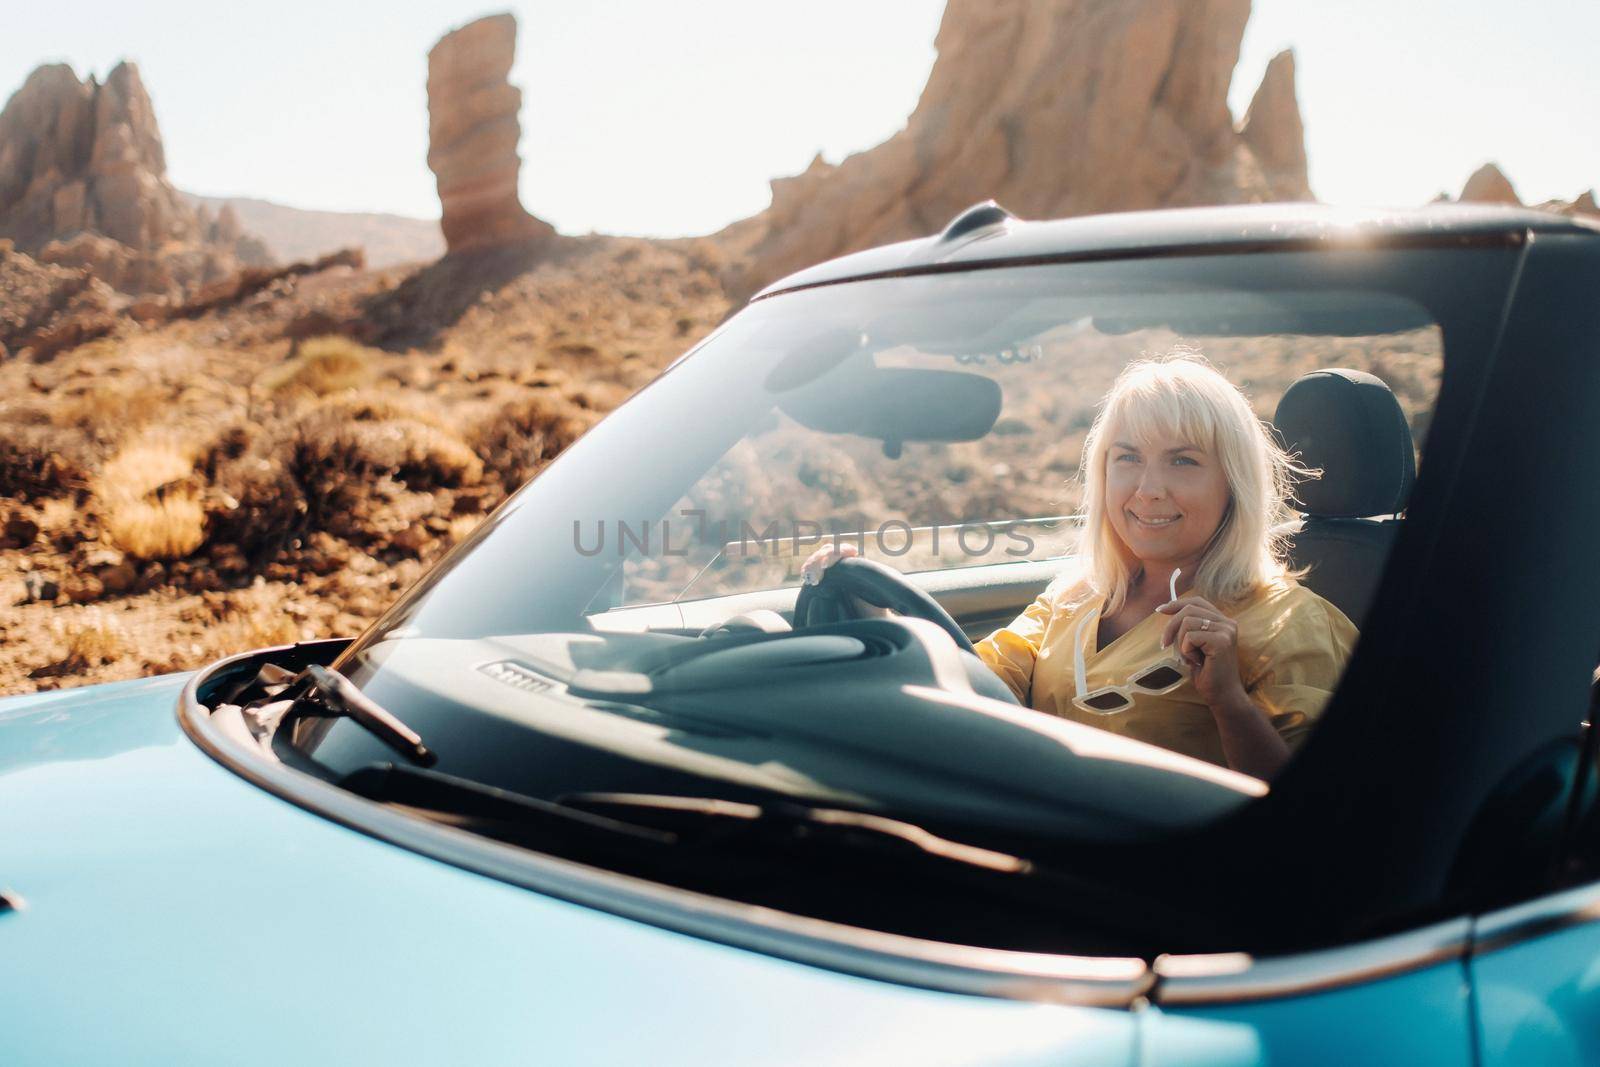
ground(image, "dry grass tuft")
xmin=308 ymin=391 xmax=454 ymax=431
xmin=207 ymin=586 xmax=304 ymax=654
xmin=99 ymin=439 xmax=195 ymax=497
xmin=51 ymin=607 xmax=129 ymax=667
xmin=102 ymin=496 xmax=207 ymax=560
xmin=51 ymin=381 xmax=166 ymax=440
xmin=260 ymin=335 xmax=377 ymax=398
xmin=96 ymin=437 xmax=206 ymax=561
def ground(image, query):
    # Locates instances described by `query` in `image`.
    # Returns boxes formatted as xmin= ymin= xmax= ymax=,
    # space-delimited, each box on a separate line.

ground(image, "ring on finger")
xmin=1200 ymin=617 xmax=1211 ymax=631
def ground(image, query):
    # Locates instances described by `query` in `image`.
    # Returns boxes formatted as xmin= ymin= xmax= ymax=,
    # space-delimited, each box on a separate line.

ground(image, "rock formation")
xmin=718 ymin=0 xmax=1313 ymax=296
xmin=0 ymin=240 xmax=118 ymax=362
xmin=426 ymin=13 xmax=554 ymax=254
xmin=1458 ymin=163 xmax=1521 ymax=205
xmin=0 ymin=61 xmax=271 ymax=297
xmin=1526 ymin=187 xmax=1598 ymax=221
xmin=1239 ymin=49 xmax=1311 ymax=201
xmin=1448 ymin=164 xmax=1600 ymax=222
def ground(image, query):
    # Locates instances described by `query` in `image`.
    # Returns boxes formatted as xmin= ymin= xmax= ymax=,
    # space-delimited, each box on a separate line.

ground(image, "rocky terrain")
xmin=1454 ymin=160 xmax=1598 ymax=220
xmin=715 ymin=0 xmax=1314 ymax=297
xmin=0 ymin=62 xmax=270 ymax=299
xmin=0 ymin=3 xmax=1593 ymax=694
xmin=0 ymin=231 xmax=729 ymax=692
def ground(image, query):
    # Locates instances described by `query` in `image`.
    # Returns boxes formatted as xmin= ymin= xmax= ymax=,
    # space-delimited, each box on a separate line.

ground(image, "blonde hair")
xmin=1075 ymin=353 xmax=1311 ymax=614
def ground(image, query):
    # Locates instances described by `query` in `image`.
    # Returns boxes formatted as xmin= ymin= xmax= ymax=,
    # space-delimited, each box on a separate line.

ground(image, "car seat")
xmin=1272 ymin=369 xmax=1416 ymax=626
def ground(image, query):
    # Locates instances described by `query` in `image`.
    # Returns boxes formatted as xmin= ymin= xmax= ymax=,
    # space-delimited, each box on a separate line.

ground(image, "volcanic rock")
xmin=1536 ymin=188 xmax=1600 ymax=220
xmin=1 ymin=511 xmax=39 ymax=549
xmin=1459 ymin=163 xmax=1521 ymax=205
xmin=0 ymin=242 xmax=118 ymax=360
xmin=719 ymin=0 xmax=1314 ymax=296
xmin=426 ymin=13 xmax=554 ymax=254
xmin=1240 ymin=50 xmax=1311 ymax=201
xmin=0 ymin=61 xmax=271 ymax=298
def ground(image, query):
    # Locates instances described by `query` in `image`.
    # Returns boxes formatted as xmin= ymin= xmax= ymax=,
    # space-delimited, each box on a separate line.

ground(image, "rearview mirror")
xmin=776 ymin=366 xmax=1002 ymax=453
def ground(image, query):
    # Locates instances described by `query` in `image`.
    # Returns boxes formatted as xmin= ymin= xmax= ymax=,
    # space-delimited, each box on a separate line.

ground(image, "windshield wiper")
xmin=294 ymin=664 xmax=437 ymax=767
xmin=559 ymin=792 xmax=1034 ymax=875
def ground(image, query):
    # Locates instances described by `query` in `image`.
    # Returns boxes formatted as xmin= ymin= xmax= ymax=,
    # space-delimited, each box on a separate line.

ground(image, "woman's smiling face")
xmin=1104 ymin=424 xmax=1231 ymax=571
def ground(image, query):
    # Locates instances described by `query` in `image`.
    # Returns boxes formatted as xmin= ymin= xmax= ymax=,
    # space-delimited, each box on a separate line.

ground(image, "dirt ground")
xmin=0 ymin=234 xmax=732 ymax=693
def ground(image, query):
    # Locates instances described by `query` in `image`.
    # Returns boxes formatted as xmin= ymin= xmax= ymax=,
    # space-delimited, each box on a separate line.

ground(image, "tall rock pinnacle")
xmin=1240 ymin=49 xmax=1312 ymax=201
xmin=426 ymin=13 xmax=554 ymax=254
xmin=1459 ymin=162 xmax=1521 ymax=205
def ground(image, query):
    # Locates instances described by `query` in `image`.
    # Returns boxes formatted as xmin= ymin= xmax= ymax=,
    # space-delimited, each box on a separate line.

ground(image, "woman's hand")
xmin=799 ymin=542 xmax=859 ymax=586
xmin=798 ymin=543 xmax=891 ymax=619
xmin=1157 ymin=594 xmax=1288 ymax=778
xmin=1156 ymin=594 xmax=1248 ymax=708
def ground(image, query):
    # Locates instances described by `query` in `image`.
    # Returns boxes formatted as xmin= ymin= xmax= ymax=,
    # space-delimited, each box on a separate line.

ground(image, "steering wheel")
xmin=793 ymin=557 xmax=976 ymax=654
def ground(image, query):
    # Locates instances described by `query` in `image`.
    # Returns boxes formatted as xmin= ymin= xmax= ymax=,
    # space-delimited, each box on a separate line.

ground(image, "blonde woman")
xmin=804 ymin=356 xmax=1356 ymax=779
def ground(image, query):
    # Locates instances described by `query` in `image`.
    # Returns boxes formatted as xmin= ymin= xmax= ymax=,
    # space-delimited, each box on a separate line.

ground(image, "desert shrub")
xmin=290 ymin=403 xmax=483 ymax=491
xmin=94 ymin=438 xmax=207 ymax=561
xmin=471 ymin=389 xmax=595 ymax=492
xmin=203 ymin=391 xmax=483 ymax=556
xmin=259 ymin=335 xmax=376 ymax=398
xmin=307 ymin=391 xmax=454 ymax=431
xmin=50 ymin=380 xmax=166 ymax=442
xmin=206 ymin=455 xmax=306 ymax=562
xmin=0 ymin=417 xmax=91 ymax=499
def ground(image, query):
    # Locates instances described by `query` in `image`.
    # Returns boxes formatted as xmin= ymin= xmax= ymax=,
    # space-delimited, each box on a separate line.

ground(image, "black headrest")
xmin=1273 ymin=369 xmax=1415 ymax=518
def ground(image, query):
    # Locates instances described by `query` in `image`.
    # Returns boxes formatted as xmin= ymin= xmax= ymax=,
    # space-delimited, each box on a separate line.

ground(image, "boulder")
xmin=718 ymin=0 xmax=1313 ymax=296
xmin=426 ymin=13 xmax=554 ymax=254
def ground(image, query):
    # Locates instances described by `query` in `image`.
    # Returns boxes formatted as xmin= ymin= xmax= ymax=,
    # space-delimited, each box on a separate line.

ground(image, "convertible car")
xmin=5 ymin=202 xmax=1600 ymax=1065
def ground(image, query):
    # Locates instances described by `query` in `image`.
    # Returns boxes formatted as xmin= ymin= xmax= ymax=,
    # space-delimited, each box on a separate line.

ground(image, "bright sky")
xmin=5 ymin=1 xmax=1597 ymax=237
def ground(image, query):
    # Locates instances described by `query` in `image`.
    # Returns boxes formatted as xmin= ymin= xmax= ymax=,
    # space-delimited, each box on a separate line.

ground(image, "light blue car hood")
xmin=0 ymin=676 xmax=1137 ymax=1066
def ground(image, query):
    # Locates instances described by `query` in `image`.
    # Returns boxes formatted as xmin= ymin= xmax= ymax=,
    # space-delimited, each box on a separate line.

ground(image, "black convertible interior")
xmin=598 ymin=364 xmax=1417 ymax=668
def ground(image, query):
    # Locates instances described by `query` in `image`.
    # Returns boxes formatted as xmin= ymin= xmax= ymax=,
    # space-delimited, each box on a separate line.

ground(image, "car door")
xmin=1469 ymin=715 xmax=1600 ymax=1066
xmin=1471 ymin=882 xmax=1600 ymax=1066
xmin=1137 ymin=922 xmax=1475 ymax=1066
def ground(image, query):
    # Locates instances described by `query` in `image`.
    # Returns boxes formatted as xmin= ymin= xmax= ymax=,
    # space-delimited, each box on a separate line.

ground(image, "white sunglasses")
xmin=1070 ymin=569 xmax=1190 ymax=715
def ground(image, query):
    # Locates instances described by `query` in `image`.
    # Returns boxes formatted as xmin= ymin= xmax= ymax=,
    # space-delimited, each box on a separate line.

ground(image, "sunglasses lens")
xmin=1082 ymin=690 xmax=1132 ymax=713
xmin=1133 ymin=665 xmax=1183 ymax=690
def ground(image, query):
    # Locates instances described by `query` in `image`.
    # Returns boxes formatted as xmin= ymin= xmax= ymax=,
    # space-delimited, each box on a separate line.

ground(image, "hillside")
xmin=185 ymin=194 xmax=446 ymax=269
xmin=0 ymin=233 xmax=730 ymax=692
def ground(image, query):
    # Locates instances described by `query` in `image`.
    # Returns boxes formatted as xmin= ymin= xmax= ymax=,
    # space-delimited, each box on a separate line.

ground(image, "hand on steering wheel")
xmin=798 ymin=544 xmax=886 ymax=617
xmin=794 ymin=544 xmax=976 ymax=654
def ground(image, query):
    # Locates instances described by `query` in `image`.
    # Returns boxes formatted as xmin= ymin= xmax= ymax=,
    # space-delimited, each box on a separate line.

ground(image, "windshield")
xmin=280 ymin=245 xmax=1513 ymax=947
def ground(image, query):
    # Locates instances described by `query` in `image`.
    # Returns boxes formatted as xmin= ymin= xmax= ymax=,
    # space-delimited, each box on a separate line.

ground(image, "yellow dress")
xmin=975 ymin=576 xmax=1358 ymax=768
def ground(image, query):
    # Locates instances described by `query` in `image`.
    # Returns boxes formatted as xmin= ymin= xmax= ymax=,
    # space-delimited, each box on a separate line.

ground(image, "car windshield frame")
xmin=343 ymin=240 xmax=1506 ymax=649
xmin=272 ymin=232 xmax=1546 ymax=957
